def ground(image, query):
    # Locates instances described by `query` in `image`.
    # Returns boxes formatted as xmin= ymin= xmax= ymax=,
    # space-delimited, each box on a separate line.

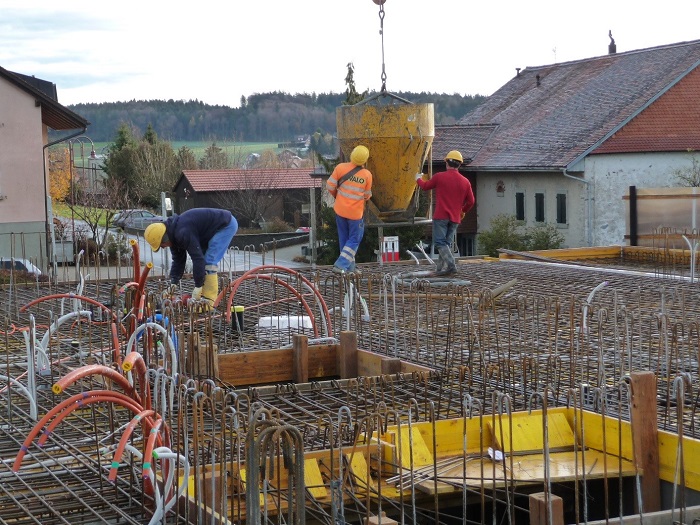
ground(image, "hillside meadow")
xmin=90 ymin=141 xmax=283 ymax=161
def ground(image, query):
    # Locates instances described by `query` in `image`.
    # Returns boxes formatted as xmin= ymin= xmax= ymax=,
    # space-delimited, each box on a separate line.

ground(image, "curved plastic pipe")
xmin=224 ymin=266 xmax=332 ymax=337
xmin=124 ymin=323 xmax=178 ymax=378
xmin=108 ymin=409 xmax=157 ymax=482
xmin=118 ymin=282 xmax=140 ymax=295
xmin=0 ymin=374 xmax=37 ymax=421
xmin=36 ymin=393 xmax=146 ymax=449
xmin=38 ymin=310 xmax=92 ymax=372
xmin=111 ymin=322 xmax=121 ymax=366
xmin=13 ymin=390 xmax=143 ymax=471
xmin=20 ymin=294 xmax=115 ymax=321
xmin=52 ymin=364 xmax=138 ymax=401
xmin=122 ymin=352 xmax=152 ymax=411
xmin=137 ymin=262 xmax=153 ymax=293
xmin=130 ymin=239 xmax=141 ymax=283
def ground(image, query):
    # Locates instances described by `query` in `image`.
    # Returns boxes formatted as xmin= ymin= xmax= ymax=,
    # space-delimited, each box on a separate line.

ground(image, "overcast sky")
xmin=2 ymin=0 xmax=698 ymax=108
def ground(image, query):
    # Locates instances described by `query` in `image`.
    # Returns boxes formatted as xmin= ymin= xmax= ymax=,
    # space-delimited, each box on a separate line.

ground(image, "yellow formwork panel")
xmin=491 ymin=411 xmax=576 ymax=453
xmin=337 ymin=103 xmax=434 ymax=220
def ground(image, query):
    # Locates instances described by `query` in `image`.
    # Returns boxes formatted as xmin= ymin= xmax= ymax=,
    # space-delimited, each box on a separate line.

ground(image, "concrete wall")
xmin=0 ymin=76 xmax=49 ymax=260
xmin=474 ymin=171 xmax=586 ymax=250
xmin=586 ymin=152 xmax=693 ymax=246
xmin=474 ymin=151 xmax=696 ymax=250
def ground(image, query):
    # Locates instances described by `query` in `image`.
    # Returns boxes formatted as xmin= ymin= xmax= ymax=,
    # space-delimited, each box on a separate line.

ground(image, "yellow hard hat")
xmin=445 ymin=150 xmax=464 ymax=163
xmin=350 ymin=145 xmax=370 ymax=165
xmin=144 ymin=223 xmax=166 ymax=252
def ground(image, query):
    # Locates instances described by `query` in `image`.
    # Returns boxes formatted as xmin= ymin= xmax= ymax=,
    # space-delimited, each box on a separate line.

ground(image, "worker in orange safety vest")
xmin=326 ymin=145 xmax=373 ymax=275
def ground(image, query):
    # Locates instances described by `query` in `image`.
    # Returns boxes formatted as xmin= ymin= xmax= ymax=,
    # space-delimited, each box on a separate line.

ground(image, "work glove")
xmin=415 ymin=172 xmax=424 ymax=181
xmin=192 ymin=286 xmax=203 ymax=301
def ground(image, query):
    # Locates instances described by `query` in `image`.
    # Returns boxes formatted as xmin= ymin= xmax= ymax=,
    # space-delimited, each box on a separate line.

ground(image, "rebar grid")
xmin=0 ymin=255 xmax=698 ymax=523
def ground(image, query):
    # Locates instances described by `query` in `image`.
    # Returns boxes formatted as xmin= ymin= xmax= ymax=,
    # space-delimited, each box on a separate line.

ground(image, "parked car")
xmin=113 ymin=209 xmax=163 ymax=230
xmin=0 ymin=257 xmax=42 ymax=276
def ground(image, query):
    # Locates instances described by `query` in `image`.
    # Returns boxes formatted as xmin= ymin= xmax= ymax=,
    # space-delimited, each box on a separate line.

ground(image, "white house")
xmin=0 ymin=67 xmax=88 ymax=265
xmin=432 ymin=39 xmax=700 ymax=249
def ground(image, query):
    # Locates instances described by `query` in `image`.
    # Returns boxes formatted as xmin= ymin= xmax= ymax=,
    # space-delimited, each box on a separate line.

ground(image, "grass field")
xmin=90 ymin=141 xmax=281 ymax=161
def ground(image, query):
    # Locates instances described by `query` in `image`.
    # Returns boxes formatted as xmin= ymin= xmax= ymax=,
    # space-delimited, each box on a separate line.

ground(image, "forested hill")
xmin=69 ymin=91 xmax=487 ymax=143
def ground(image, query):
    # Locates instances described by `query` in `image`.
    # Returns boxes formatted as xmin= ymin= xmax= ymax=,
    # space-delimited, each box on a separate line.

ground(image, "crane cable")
xmin=377 ymin=2 xmax=387 ymax=93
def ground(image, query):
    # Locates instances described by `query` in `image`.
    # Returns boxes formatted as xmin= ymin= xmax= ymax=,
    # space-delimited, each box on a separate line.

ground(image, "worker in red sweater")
xmin=326 ymin=145 xmax=373 ymax=275
xmin=416 ymin=150 xmax=474 ymax=276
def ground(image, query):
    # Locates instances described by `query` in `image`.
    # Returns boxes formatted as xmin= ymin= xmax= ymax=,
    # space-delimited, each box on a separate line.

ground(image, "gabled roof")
xmin=0 ymin=66 xmax=88 ymax=131
xmin=178 ymin=168 xmax=322 ymax=192
xmin=432 ymin=124 xmax=497 ymax=163
xmin=448 ymin=39 xmax=700 ymax=171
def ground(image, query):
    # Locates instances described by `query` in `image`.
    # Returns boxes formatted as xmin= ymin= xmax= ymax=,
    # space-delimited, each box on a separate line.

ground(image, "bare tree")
xmin=67 ymin=178 xmax=130 ymax=250
xmin=673 ymin=152 xmax=700 ymax=187
xmin=213 ymin=170 xmax=283 ymax=228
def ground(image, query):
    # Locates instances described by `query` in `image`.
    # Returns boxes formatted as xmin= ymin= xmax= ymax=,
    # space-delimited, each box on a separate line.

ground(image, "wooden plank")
xmin=292 ymin=334 xmax=308 ymax=383
xmin=529 ymin=492 xmax=564 ymax=525
xmin=357 ymin=349 xmax=383 ymax=377
xmin=338 ymin=331 xmax=358 ymax=379
xmin=499 ymin=246 xmax=621 ymax=261
xmin=381 ymin=358 xmax=401 ymax=375
xmin=630 ymin=371 xmax=660 ymax=512
xmin=217 ymin=346 xmax=337 ymax=386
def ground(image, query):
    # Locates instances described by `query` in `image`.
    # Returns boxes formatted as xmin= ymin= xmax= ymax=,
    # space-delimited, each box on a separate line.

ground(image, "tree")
xmin=65 ymin=176 xmax=130 ymax=252
xmin=213 ymin=170 xmax=283 ymax=228
xmin=176 ymin=146 xmax=198 ymax=171
xmin=343 ymin=62 xmax=368 ymax=106
xmin=48 ymin=147 xmax=72 ymax=202
xmin=102 ymin=123 xmax=180 ymax=207
xmin=199 ymin=142 xmax=229 ymax=169
xmin=673 ymin=151 xmax=700 ymax=186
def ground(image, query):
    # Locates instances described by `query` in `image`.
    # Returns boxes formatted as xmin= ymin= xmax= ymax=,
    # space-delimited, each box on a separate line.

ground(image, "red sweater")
xmin=417 ymin=168 xmax=474 ymax=223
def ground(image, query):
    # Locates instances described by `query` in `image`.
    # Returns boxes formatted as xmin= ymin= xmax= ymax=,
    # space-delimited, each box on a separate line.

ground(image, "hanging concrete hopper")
xmin=336 ymin=94 xmax=434 ymax=224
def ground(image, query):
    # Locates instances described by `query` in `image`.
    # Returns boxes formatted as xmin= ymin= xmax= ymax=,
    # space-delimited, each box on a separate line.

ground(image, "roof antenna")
xmin=608 ymin=30 xmax=616 ymax=54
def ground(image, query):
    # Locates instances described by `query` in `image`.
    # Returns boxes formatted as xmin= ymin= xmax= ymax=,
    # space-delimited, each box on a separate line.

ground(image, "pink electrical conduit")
xmin=107 ymin=409 xmax=158 ymax=482
xmin=222 ymin=265 xmax=333 ymax=337
xmin=36 ymin=392 xmax=148 ymax=448
xmin=122 ymin=351 xmax=152 ymax=411
xmin=20 ymin=294 xmax=115 ymax=320
xmin=13 ymin=390 xmax=145 ymax=472
xmin=130 ymin=239 xmax=141 ymax=283
xmin=142 ymin=417 xmax=168 ymax=497
xmin=52 ymin=365 xmax=140 ymax=403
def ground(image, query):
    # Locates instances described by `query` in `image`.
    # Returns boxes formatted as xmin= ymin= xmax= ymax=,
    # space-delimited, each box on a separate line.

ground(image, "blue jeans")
xmin=433 ymin=219 xmax=458 ymax=270
xmin=204 ymin=216 xmax=238 ymax=270
xmin=334 ymin=216 xmax=365 ymax=271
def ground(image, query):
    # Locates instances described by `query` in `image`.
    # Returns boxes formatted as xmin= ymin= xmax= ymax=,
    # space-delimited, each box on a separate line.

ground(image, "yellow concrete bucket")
xmin=336 ymin=96 xmax=434 ymax=223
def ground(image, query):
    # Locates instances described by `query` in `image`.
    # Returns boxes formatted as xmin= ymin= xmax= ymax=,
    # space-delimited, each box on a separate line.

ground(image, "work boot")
xmin=435 ymin=267 xmax=457 ymax=277
xmin=332 ymin=265 xmax=346 ymax=275
xmin=202 ymin=273 xmax=218 ymax=307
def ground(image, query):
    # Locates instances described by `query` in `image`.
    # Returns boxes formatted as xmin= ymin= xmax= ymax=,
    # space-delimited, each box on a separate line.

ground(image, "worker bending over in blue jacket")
xmin=145 ymin=208 xmax=238 ymax=307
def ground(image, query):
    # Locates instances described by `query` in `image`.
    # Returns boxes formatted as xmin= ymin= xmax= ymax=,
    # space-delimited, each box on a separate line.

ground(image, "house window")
xmin=535 ymin=192 xmax=545 ymax=222
xmin=556 ymin=193 xmax=567 ymax=224
xmin=515 ymin=192 xmax=525 ymax=220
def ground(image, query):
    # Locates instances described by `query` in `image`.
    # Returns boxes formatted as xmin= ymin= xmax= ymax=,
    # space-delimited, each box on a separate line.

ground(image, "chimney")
xmin=608 ymin=30 xmax=616 ymax=54
xmin=536 ymin=74 xmax=541 ymax=87
xmin=516 ymin=68 xmax=521 ymax=77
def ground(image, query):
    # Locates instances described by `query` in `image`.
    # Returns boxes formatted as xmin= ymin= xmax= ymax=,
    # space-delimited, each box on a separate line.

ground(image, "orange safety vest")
xmin=326 ymin=162 xmax=372 ymax=220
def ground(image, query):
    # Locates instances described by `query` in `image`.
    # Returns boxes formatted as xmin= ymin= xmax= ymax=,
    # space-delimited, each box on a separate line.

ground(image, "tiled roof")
xmin=449 ymin=40 xmax=700 ymax=170
xmin=180 ymin=168 xmax=322 ymax=192
xmin=592 ymin=66 xmax=700 ymax=154
xmin=432 ymin=124 xmax=497 ymax=163
xmin=0 ymin=66 xmax=88 ymax=131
